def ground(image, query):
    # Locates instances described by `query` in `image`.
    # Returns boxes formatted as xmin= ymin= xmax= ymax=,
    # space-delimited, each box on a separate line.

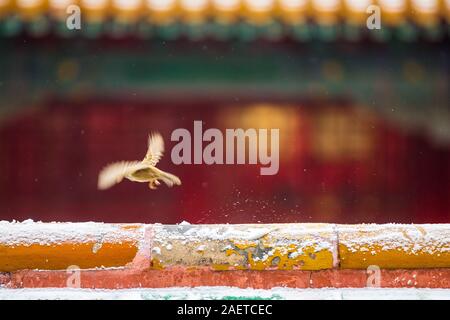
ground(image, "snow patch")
xmin=338 ymin=224 xmax=450 ymax=255
xmin=0 ymin=220 xmax=142 ymax=246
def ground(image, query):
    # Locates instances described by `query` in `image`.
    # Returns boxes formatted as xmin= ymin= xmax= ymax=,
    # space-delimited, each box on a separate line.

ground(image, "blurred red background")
xmin=0 ymin=97 xmax=448 ymax=224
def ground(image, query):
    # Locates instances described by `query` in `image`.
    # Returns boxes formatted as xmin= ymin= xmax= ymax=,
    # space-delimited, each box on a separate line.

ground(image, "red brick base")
xmin=2 ymin=268 xmax=449 ymax=289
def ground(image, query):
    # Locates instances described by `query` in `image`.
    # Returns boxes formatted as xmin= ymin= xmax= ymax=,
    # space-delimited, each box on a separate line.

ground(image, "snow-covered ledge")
xmin=0 ymin=221 xmax=449 ymax=289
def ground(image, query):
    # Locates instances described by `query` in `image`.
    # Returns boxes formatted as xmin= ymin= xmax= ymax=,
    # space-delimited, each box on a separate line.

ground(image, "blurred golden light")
xmin=378 ymin=0 xmax=406 ymax=13
xmin=222 ymin=104 xmax=301 ymax=161
xmin=243 ymin=0 xmax=275 ymax=24
xmin=345 ymin=0 xmax=372 ymax=12
xmin=80 ymin=0 xmax=109 ymax=21
xmin=279 ymin=0 xmax=307 ymax=11
xmin=146 ymin=0 xmax=176 ymax=11
xmin=411 ymin=0 xmax=439 ymax=26
xmin=212 ymin=0 xmax=240 ymax=23
xmin=312 ymin=0 xmax=339 ymax=12
xmin=49 ymin=0 xmax=76 ymax=10
xmin=49 ymin=0 xmax=76 ymax=19
xmin=180 ymin=0 xmax=209 ymax=11
xmin=344 ymin=0 xmax=372 ymax=25
xmin=411 ymin=0 xmax=438 ymax=14
xmin=113 ymin=0 xmax=142 ymax=10
xmin=3 ymin=0 xmax=449 ymax=27
xmin=0 ymin=0 xmax=11 ymax=14
xmin=82 ymin=0 xmax=109 ymax=10
xmin=213 ymin=0 xmax=240 ymax=11
xmin=312 ymin=108 xmax=374 ymax=161
xmin=312 ymin=0 xmax=340 ymax=25
xmin=446 ymin=0 xmax=450 ymax=22
xmin=180 ymin=0 xmax=209 ymax=23
xmin=378 ymin=0 xmax=406 ymax=25
xmin=278 ymin=0 xmax=307 ymax=24
xmin=16 ymin=0 xmax=45 ymax=8
xmin=16 ymin=0 xmax=47 ymax=20
xmin=244 ymin=0 xmax=274 ymax=12
xmin=146 ymin=0 xmax=177 ymax=24
xmin=113 ymin=0 xmax=142 ymax=22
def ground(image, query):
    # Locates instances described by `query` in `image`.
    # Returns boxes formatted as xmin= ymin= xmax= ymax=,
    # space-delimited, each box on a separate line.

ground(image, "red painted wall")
xmin=0 ymin=98 xmax=448 ymax=224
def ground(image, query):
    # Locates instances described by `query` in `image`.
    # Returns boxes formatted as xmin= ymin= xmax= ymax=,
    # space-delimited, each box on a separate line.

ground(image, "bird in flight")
xmin=98 ymin=132 xmax=181 ymax=190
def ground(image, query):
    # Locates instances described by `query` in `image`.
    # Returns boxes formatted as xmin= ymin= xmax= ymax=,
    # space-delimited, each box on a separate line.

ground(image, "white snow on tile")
xmin=0 ymin=220 xmax=143 ymax=246
xmin=338 ymin=224 xmax=450 ymax=254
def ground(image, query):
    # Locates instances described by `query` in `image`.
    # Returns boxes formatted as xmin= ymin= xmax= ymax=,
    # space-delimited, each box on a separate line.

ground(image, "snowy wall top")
xmin=0 ymin=221 xmax=449 ymax=273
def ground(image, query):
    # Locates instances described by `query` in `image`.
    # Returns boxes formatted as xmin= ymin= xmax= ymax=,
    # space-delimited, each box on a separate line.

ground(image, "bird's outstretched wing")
xmin=97 ymin=161 xmax=145 ymax=190
xmin=158 ymin=169 xmax=182 ymax=187
xmin=143 ymin=132 xmax=164 ymax=166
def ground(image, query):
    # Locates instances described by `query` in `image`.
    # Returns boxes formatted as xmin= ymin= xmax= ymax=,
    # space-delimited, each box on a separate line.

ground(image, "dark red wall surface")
xmin=0 ymin=98 xmax=448 ymax=224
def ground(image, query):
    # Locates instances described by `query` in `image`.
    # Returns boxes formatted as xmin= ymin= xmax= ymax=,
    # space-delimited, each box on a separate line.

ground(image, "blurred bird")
xmin=98 ymin=132 xmax=181 ymax=190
